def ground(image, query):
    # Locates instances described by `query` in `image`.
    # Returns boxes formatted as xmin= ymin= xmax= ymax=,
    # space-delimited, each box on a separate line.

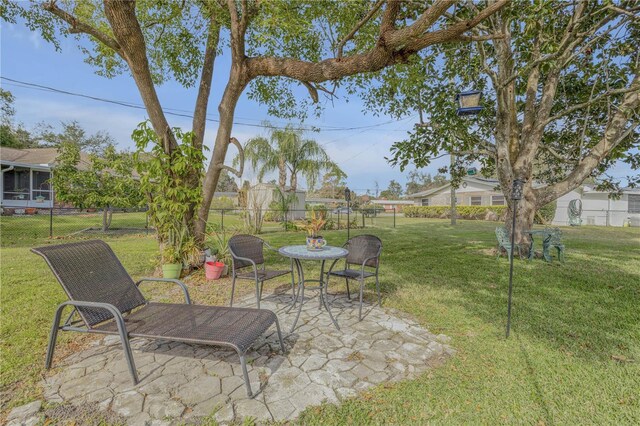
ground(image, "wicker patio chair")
xmin=326 ymin=235 xmax=382 ymax=320
xmin=495 ymin=226 xmax=513 ymax=261
xmin=32 ymin=240 xmax=284 ymax=398
xmin=228 ymin=234 xmax=294 ymax=309
xmin=542 ymin=227 xmax=565 ymax=262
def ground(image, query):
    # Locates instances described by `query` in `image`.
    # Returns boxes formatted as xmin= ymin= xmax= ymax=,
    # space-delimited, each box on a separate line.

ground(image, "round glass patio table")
xmin=278 ymin=245 xmax=348 ymax=333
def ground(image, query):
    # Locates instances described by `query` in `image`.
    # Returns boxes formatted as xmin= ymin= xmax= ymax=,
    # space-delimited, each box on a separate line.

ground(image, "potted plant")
xmin=303 ymin=210 xmax=327 ymax=250
xmin=161 ymin=245 xmax=182 ymax=279
xmin=206 ymin=229 xmax=235 ymax=277
xmin=160 ymin=223 xmax=198 ymax=279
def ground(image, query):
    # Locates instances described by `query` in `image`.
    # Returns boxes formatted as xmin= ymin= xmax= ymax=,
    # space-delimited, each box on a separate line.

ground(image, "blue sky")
xmin=2 ymin=20 xmax=452 ymax=195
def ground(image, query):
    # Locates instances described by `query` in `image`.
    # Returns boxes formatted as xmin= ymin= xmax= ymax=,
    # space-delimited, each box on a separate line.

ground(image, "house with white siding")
xmin=406 ymin=176 xmax=506 ymax=207
xmin=552 ymin=186 xmax=640 ymax=227
xmin=405 ymin=175 xmax=640 ymax=227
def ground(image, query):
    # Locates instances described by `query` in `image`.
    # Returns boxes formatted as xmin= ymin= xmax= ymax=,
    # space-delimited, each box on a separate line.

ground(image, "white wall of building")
xmin=552 ymin=188 xmax=640 ymax=227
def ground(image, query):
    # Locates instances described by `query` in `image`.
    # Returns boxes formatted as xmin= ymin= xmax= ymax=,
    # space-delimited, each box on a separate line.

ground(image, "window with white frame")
xmin=492 ymin=195 xmax=505 ymax=206
xmin=421 ymin=198 xmax=429 ymax=206
xmin=629 ymin=194 xmax=640 ymax=213
xmin=470 ymin=196 xmax=482 ymax=206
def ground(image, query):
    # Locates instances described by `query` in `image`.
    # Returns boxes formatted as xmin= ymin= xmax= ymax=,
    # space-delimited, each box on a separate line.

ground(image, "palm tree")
xmin=242 ymin=125 xmax=344 ymax=192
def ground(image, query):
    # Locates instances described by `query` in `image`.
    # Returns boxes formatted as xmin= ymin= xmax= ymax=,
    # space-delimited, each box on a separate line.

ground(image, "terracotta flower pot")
xmin=205 ymin=261 xmax=225 ymax=280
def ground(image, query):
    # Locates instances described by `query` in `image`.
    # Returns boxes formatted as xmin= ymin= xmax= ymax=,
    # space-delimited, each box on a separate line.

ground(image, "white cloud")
xmin=28 ymin=31 xmax=41 ymax=50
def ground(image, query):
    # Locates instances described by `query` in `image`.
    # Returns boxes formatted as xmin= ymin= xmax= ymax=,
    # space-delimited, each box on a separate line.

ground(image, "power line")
xmin=1 ymin=76 xmax=410 ymax=133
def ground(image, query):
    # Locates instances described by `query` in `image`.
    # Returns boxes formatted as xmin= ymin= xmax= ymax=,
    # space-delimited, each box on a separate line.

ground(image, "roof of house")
xmin=0 ymin=147 xmax=92 ymax=169
xmin=582 ymin=185 xmax=640 ymax=194
xmin=370 ymin=199 xmax=415 ymax=205
xmin=406 ymin=176 xmax=500 ymax=198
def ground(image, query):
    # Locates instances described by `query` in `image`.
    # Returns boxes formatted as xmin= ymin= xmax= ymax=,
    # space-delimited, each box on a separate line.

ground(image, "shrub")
xmin=535 ymin=200 xmax=557 ymax=224
xmin=403 ymin=205 xmax=508 ymax=220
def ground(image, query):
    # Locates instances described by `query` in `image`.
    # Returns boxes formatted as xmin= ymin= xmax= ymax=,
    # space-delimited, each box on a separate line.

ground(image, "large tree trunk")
xmin=102 ymin=206 xmax=112 ymax=232
xmin=506 ymin=193 xmax=537 ymax=251
xmin=195 ymin=70 xmax=247 ymax=240
xmin=290 ymin=173 xmax=298 ymax=192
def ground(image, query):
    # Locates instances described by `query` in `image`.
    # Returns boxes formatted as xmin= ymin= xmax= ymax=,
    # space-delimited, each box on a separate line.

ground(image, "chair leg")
xmin=238 ymin=352 xmax=252 ymax=398
xmin=255 ymin=279 xmax=261 ymax=309
xmin=119 ymin=330 xmax=138 ymax=385
xmin=274 ymin=317 xmax=286 ymax=353
xmin=358 ymin=278 xmax=364 ymax=321
xmin=290 ymin=261 xmax=296 ymax=299
xmin=45 ymin=305 xmax=66 ymax=369
xmin=230 ymin=273 xmax=237 ymax=307
xmin=345 ymin=278 xmax=351 ymax=300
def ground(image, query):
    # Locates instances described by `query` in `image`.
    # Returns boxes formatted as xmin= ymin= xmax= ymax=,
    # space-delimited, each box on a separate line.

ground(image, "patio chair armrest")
xmin=230 ymin=255 xmax=260 ymax=279
xmin=57 ymin=300 xmax=128 ymax=333
xmin=361 ymin=255 xmax=379 ymax=271
xmin=136 ymin=277 xmax=192 ymax=304
xmin=327 ymin=258 xmax=342 ymax=273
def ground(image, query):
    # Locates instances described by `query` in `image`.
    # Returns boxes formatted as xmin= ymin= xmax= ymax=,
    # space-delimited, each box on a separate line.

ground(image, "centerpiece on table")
xmin=304 ymin=211 xmax=327 ymax=251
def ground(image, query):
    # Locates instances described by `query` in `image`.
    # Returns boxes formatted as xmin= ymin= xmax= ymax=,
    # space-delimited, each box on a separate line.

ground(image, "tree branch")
xmin=402 ymin=0 xmax=509 ymax=51
xmin=535 ymin=74 xmax=640 ymax=205
xmin=192 ymin=12 xmax=221 ymax=150
xmin=218 ymin=137 xmax=244 ymax=177
xmin=545 ymin=87 xmax=638 ymax=125
xmin=336 ymin=0 xmax=385 ymax=59
xmin=451 ymin=33 xmax=504 ymax=42
xmin=43 ymin=1 xmax=121 ymax=53
xmin=300 ymin=81 xmax=319 ymax=103
xmin=247 ymin=0 xmax=508 ymax=82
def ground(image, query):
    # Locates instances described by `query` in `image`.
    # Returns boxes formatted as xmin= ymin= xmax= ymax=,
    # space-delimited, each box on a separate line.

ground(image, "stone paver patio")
xmin=39 ymin=289 xmax=454 ymax=425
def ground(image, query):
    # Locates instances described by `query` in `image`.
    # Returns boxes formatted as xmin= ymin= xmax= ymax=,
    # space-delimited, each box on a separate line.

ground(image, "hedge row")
xmin=403 ymin=205 xmax=508 ymax=220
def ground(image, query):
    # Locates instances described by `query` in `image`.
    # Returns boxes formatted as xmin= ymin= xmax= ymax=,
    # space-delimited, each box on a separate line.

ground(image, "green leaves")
xmin=132 ymin=120 xmax=204 ymax=259
xmin=242 ymin=123 xmax=344 ymax=191
xmin=51 ymin=140 xmax=143 ymax=210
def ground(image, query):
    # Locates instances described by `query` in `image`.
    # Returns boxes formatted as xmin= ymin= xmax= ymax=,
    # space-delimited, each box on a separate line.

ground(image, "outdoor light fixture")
xmin=506 ymin=178 xmax=524 ymax=338
xmin=344 ymin=187 xmax=351 ymax=202
xmin=455 ymin=90 xmax=483 ymax=116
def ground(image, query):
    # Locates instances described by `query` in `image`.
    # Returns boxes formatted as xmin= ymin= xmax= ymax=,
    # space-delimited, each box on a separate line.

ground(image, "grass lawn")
xmin=1 ymin=219 xmax=638 ymax=424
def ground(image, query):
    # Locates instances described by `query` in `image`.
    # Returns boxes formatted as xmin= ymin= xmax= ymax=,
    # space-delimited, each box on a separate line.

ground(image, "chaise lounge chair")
xmin=32 ymin=240 xmax=285 ymax=397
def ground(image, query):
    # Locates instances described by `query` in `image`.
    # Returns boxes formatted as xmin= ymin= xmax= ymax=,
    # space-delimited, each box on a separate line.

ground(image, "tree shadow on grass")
xmin=375 ymin=222 xmax=640 ymax=362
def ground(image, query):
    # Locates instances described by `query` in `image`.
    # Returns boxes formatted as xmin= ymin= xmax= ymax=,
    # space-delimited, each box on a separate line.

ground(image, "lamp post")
xmin=506 ymin=178 xmax=524 ymax=338
xmin=345 ymin=187 xmax=351 ymax=241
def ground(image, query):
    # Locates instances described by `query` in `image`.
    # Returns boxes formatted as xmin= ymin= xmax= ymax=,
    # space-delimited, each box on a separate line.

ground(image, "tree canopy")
xmin=363 ymin=1 xmax=639 ymax=241
xmin=242 ymin=125 xmax=344 ymax=192
xmin=51 ymin=142 xmax=144 ymax=230
xmin=380 ymin=179 xmax=403 ymax=199
xmin=405 ymin=171 xmax=448 ymax=195
xmin=3 ymin=0 xmax=507 ymax=242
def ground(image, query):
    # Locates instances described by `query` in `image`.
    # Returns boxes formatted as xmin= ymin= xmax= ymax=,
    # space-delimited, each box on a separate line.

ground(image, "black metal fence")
xmin=205 ymin=208 xmax=397 ymax=233
xmin=0 ymin=207 xmax=149 ymax=245
xmin=0 ymin=206 xmax=397 ymax=245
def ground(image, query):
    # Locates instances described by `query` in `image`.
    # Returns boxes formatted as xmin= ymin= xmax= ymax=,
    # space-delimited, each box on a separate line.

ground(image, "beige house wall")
xmin=414 ymin=187 xmax=505 ymax=207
